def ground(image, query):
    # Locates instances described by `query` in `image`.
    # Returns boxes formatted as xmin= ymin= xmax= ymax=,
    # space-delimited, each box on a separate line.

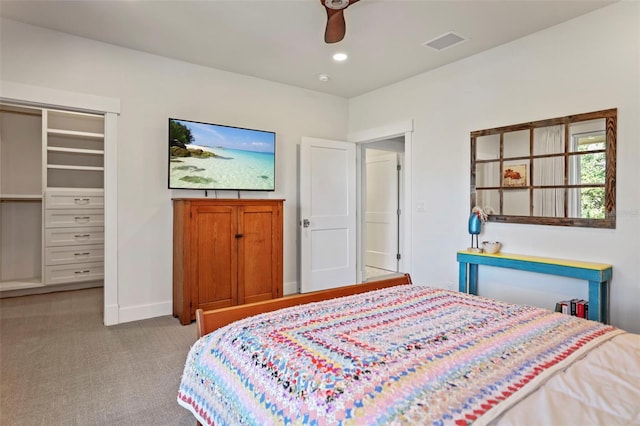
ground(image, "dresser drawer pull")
xmin=74 ymin=216 xmax=91 ymax=221
xmin=74 ymin=234 xmax=91 ymax=238
xmin=74 ymin=252 xmax=91 ymax=257
xmin=74 ymin=198 xmax=90 ymax=204
xmin=74 ymin=270 xmax=91 ymax=274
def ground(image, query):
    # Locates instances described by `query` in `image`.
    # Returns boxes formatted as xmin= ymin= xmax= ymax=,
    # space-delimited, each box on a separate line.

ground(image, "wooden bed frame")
xmin=195 ymin=273 xmax=412 ymax=338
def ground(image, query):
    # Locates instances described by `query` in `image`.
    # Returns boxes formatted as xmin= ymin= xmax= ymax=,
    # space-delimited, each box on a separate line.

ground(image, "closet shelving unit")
xmin=0 ymin=105 xmax=105 ymax=293
xmin=45 ymin=110 xmax=105 ymax=188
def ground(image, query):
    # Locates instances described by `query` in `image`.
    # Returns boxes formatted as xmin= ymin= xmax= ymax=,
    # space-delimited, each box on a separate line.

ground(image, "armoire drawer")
xmin=45 ymin=191 xmax=104 ymax=209
xmin=45 ymin=209 xmax=104 ymax=228
xmin=45 ymin=227 xmax=104 ymax=247
xmin=45 ymin=245 xmax=104 ymax=266
xmin=45 ymin=262 xmax=104 ymax=285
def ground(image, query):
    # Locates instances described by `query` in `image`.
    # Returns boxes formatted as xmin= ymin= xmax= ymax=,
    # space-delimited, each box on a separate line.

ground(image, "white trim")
xmin=348 ymin=120 xmax=414 ymax=144
xmin=0 ymin=81 xmax=120 ymax=114
xmin=403 ymin=130 xmax=413 ymax=275
xmin=103 ymin=112 xmax=119 ymax=325
xmin=283 ymin=281 xmax=298 ymax=296
xmin=351 ymin=120 xmax=413 ymax=281
xmin=355 ymin=148 xmax=364 ymax=282
xmin=118 ymin=300 xmax=172 ymax=324
xmin=104 ymin=303 xmax=120 ymax=325
xmin=1 ymin=80 xmax=121 ymax=326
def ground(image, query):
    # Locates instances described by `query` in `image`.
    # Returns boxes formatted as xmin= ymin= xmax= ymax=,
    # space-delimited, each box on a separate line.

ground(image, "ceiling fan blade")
xmin=324 ymin=8 xmax=346 ymax=44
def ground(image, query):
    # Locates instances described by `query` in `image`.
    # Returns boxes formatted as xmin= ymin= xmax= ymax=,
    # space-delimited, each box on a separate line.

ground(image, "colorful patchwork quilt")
xmin=178 ymin=285 xmax=620 ymax=425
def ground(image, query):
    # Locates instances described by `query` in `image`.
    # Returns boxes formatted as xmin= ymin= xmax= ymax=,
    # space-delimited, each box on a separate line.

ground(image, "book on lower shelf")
xmin=555 ymin=299 xmax=588 ymax=318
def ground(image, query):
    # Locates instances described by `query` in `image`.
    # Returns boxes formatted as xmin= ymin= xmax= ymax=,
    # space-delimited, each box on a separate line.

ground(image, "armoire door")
xmin=192 ymin=204 xmax=237 ymax=312
xmin=238 ymin=203 xmax=282 ymax=304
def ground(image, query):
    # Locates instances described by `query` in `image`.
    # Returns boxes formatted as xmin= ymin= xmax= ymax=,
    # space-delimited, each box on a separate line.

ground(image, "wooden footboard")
xmin=195 ymin=274 xmax=412 ymax=338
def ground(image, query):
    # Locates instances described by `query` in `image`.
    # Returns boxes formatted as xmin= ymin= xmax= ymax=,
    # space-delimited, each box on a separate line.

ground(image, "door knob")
xmin=302 ymin=219 xmax=310 ymax=228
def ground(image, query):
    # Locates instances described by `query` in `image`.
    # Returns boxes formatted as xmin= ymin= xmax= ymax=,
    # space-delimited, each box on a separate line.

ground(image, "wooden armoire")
xmin=172 ymin=198 xmax=283 ymax=325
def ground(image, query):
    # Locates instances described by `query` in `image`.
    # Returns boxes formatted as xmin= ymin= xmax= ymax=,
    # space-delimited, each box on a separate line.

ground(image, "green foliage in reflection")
xmin=579 ymin=142 xmax=605 ymax=219
xmin=581 ymin=188 xmax=605 ymax=218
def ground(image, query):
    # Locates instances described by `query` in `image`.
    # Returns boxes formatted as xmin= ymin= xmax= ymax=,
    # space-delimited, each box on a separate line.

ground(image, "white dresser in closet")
xmin=44 ymin=189 xmax=104 ymax=284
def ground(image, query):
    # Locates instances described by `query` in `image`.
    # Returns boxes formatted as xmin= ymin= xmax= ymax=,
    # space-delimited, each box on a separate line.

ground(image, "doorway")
xmin=1 ymin=81 xmax=119 ymax=325
xmin=351 ymin=119 xmax=413 ymax=283
xmin=298 ymin=120 xmax=413 ymax=290
xmin=362 ymin=139 xmax=405 ymax=281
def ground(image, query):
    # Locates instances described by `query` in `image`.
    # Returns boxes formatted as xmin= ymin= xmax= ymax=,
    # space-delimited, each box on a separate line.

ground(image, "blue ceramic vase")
xmin=468 ymin=212 xmax=482 ymax=235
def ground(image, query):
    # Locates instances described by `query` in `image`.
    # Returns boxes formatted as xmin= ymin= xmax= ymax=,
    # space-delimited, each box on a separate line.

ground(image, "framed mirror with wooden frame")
xmin=470 ymin=108 xmax=616 ymax=228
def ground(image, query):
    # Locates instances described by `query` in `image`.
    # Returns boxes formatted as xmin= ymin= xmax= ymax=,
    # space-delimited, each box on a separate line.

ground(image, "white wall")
xmin=2 ymin=3 xmax=639 ymax=332
xmin=1 ymin=18 xmax=349 ymax=322
xmin=349 ymin=2 xmax=640 ymax=333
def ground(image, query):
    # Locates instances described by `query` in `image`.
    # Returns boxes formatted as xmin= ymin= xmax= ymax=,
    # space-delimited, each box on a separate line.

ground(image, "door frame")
xmin=349 ymin=120 xmax=413 ymax=282
xmin=1 ymin=80 xmax=120 ymax=325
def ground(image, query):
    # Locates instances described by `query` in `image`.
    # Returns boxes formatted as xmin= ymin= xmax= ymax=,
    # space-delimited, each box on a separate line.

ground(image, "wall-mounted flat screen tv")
xmin=168 ymin=118 xmax=275 ymax=191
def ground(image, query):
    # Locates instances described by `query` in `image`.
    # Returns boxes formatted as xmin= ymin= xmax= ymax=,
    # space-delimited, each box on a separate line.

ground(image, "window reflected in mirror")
xmin=471 ymin=109 xmax=616 ymax=228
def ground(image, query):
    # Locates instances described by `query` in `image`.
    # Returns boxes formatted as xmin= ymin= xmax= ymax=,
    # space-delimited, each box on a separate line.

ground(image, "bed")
xmin=178 ymin=274 xmax=640 ymax=425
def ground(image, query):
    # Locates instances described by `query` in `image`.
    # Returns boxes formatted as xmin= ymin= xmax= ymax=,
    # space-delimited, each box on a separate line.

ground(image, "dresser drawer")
xmin=45 ymin=209 xmax=104 ymax=228
xmin=45 ymin=191 xmax=104 ymax=209
xmin=45 ymin=245 xmax=104 ymax=266
xmin=45 ymin=262 xmax=104 ymax=285
xmin=45 ymin=227 xmax=104 ymax=247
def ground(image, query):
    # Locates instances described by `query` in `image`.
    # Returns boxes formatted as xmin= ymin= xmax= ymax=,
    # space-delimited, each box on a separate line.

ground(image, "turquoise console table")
xmin=457 ymin=250 xmax=612 ymax=323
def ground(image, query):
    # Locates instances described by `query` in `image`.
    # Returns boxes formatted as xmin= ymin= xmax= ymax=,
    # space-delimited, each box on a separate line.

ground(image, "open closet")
xmin=1 ymin=103 xmax=105 ymax=294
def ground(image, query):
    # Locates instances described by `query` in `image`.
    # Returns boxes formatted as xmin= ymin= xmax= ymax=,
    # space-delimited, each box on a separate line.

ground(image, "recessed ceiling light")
xmin=318 ymin=73 xmax=330 ymax=82
xmin=333 ymin=53 xmax=348 ymax=62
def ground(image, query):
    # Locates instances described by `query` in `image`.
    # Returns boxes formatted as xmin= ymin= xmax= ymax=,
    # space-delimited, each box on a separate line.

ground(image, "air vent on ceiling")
xmin=423 ymin=31 xmax=468 ymax=51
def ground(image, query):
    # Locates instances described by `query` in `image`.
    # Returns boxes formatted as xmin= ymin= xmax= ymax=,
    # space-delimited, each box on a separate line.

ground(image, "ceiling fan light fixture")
xmin=324 ymin=0 xmax=350 ymax=10
xmin=423 ymin=31 xmax=469 ymax=51
xmin=333 ymin=52 xmax=348 ymax=61
xmin=321 ymin=0 xmax=359 ymax=44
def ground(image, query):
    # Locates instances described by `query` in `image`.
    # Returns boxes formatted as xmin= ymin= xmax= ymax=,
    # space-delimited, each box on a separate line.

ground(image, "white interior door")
xmin=300 ymin=137 xmax=356 ymax=293
xmin=365 ymin=151 xmax=399 ymax=272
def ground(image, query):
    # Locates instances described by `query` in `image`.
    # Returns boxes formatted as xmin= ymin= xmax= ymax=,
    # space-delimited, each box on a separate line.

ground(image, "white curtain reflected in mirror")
xmin=533 ymin=125 xmax=564 ymax=217
xmin=476 ymin=152 xmax=500 ymax=213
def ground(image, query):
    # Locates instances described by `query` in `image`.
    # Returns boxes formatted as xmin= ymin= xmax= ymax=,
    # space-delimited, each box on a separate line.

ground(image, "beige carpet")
xmin=365 ymin=266 xmax=401 ymax=281
xmin=0 ymin=288 xmax=197 ymax=425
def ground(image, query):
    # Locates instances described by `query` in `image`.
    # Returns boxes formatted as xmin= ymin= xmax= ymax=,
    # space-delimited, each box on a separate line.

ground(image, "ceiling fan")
xmin=321 ymin=0 xmax=360 ymax=44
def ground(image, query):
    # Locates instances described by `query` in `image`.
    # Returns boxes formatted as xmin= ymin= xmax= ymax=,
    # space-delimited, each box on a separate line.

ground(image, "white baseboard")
xmin=117 ymin=300 xmax=172 ymax=324
xmin=284 ymin=280 xmax=299 ymax=296
xmin=103 ymin=303 xmax=119 ymax=326
xmin=111 ymin=283 xmax=300 ymax=325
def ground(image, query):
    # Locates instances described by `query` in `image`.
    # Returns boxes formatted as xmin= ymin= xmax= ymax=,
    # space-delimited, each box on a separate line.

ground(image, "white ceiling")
xmin=0 ymin=0 xmax=614 ymax=98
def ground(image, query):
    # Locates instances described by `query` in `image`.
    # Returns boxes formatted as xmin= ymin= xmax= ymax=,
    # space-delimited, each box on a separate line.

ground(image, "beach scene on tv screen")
xmin=169 ymin=119 xmax=275 ymax=190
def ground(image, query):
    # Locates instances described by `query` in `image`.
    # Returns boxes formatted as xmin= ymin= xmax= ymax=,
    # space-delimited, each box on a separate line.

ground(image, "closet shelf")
xmin=47 ymin=165 xmax=104 ymax=171
xmin=48 ymin=128 xmax=104 ymax=139
xmin=47 ymin=146 xmax=104 ymax=155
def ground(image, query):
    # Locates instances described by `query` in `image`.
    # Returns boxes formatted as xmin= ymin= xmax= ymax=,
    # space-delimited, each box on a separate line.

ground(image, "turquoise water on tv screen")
xmin=170 ymin=146 xmax=275 ymax=190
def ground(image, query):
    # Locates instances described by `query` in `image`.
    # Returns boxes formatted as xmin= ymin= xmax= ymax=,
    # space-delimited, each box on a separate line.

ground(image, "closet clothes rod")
xmin=0 ymin=196 xmax=43 ymax=202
